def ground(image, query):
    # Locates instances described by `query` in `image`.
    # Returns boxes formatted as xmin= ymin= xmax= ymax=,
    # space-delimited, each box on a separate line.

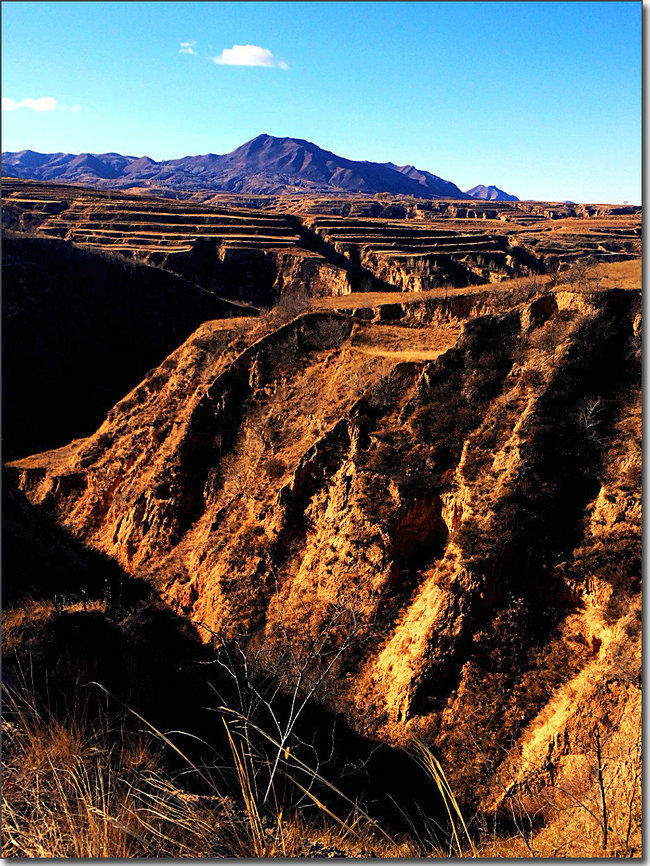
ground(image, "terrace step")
xmin=53 ymin=223 xmax=299 ymax=237
xmin=326 ymin=236 xmax=502 ymax=248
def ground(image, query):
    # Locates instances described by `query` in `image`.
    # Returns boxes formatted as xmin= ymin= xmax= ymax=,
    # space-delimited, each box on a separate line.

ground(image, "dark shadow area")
xmin=2 ymin=234 xmax=249 ymax=460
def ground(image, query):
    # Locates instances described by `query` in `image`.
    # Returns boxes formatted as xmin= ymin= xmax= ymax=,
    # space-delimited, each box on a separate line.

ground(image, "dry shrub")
xmin=528 ymin=316 xmax=570 ymax=354
xmin=312 ymin=316 xmax=351 ymax=348
xmin=620 ymin=458 xmax=641 ymax=491
xmin=560 ymin=258 xmax=601 ymax=292
xmin=518 ymin=365 xmax=546 ymax=390
xmin=261 ymin=456 xmax=286 ymax=479
xmin=491 ymin=274 xmax=543 ymax=311
xmin=270 ymin=289 xmax=314 ymax=323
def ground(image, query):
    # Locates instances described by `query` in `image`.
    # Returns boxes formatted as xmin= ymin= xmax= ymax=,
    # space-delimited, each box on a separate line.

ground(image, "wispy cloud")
xmin=2 ymin=96 xmax=57 ymax=112
xmin=179 ymin=40 xmax=197 ymax=55
xmin=212 ymin=44 xmax=288 ymax=69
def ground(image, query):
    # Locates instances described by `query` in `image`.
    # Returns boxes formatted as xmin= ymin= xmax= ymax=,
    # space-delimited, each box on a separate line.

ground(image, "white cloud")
xmin=179 ymin=41 xmax=197 ymax=55
xmin=2 ymin=96 xmax=57 ymax=111
xmin=212 ymin=44 xmax=288 ymax=68
xmin=60 ymin=104 xmax=81 ymax=113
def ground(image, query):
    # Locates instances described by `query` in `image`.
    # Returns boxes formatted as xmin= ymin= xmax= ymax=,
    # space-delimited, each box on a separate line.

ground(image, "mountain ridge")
xmin=2 ymin=134 xmax=515 ymax=199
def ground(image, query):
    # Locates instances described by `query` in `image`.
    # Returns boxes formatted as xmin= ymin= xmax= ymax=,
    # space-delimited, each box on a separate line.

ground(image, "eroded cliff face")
xmin=360 ymin=246 xmax=531 ymax=291
xmin=7 ymin=281 xmax=641 ymax=847
xmin=151 ymin=245 xmax=352 ymax=303
xmin=4 ymin=180 xmax=641 ymax=317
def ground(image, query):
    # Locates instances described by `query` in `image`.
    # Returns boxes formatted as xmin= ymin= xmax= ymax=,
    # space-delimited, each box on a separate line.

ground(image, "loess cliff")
xmin=3 ymin=179 xmax=641 ymax=305
xmin=6 ymin=262 xmax=641 ymax=854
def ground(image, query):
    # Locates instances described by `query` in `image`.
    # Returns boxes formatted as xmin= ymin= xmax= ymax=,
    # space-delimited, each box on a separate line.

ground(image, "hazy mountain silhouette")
xmin=465 ymin=184 xmax=519 ymax=201
xmin=2 ymin=134 xmax=476 ymax=198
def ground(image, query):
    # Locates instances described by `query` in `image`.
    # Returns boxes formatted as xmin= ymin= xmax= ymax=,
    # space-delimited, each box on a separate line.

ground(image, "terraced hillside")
xmin=1 ymin=178 xmax=352 ymax=302
xmin=202 ymin=190 xmax=640 ymax=223
xmin=302 ymin=216 xmax=536 ymax=288
xmin=515 ymin=217 xmax=642 ymax=268
xmin=5 ymin=180 xmax=640 ymax=299
xmin=6 ymin=258 xmax=642 ymax=855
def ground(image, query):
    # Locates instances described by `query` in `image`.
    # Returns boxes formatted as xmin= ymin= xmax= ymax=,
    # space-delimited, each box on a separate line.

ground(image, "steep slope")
xmin=7 ymin=274 xmax=641 ymax=852
xmin=2 ymin=135 xmax=472 ymax=198
xmin=467 ymin=184 xmax=519 ymax=201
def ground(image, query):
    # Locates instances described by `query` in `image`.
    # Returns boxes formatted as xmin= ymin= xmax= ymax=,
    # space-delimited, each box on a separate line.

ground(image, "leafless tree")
xmin=194 ymin=567 xmax=367 ymax=807
xmin=577 ymin=396 xmax=606 ymax=444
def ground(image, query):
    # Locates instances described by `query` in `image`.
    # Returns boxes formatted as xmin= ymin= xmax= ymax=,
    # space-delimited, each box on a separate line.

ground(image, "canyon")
xmin=2 ymin=177 xmax=642 ymax=856
xmin=3 ymin=177 xmax=640 ymax=299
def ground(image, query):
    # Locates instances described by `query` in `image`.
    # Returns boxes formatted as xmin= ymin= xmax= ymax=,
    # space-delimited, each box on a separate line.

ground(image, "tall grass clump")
xmin=2 ymin=671 xmax=454 ymax=858
xmin=1 ymin=593 xmax=480 ymax=858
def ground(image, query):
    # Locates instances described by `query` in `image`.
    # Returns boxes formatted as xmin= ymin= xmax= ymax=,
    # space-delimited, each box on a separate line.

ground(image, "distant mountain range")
xmin=465 ymin=184 xmax=519 ymax=202
xmin=1 ymin=133 xmax=518 ymax=200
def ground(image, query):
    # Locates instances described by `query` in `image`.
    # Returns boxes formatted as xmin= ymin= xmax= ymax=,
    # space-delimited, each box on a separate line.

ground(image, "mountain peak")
xmin=466 ymin=184 xmax=519 ymax=202
xmin=2 ymin=135 xmax=477 ymax=199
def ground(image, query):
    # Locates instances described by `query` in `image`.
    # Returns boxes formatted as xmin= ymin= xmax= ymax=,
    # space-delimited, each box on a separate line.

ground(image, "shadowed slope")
xmin=2 ymin=234 xmax=251 ymax=460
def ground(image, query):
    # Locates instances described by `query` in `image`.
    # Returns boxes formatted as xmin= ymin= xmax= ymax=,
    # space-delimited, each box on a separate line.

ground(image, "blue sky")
xmin=1 ymin=1 xmax=642 ymax=202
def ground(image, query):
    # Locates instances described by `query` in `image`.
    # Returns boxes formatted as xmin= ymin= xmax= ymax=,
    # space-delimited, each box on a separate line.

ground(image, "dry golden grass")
xmin=315 ymin=284 xmax=494 ymax=310
xmin=1 ymin=594 xmax=457 ymax=859
xmin=589 ymin=258 xmax=642 ymax=290
xmin=1 ymin=676 xmax=450 ymax=859
xmin=314 ymin=274 xmax=548 ymax=310
xmin=2 ymin=689 xmax=209 ymax=858
xmin=350 ymin=321 xmax=460 ymax=361
xmin=314 ymin=257 xmax=640 ymax=312
xmin=4 ymin=673 xmax=640 ymax=859
xmin=548 ymin=216 xmax=641 ymax=231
